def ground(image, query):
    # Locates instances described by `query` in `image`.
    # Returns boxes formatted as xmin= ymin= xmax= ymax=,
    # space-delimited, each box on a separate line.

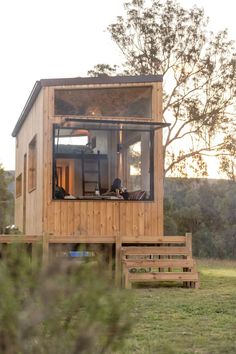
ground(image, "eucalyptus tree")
xmin=89 ymin=0 xmax=236 ymax=177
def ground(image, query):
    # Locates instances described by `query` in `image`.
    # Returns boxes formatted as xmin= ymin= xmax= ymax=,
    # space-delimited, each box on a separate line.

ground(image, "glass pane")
xmin=127 ymin=141 xmax=141 ymax=191
xmin=55 ymin=86 xmax=152 ymax=118
xmin=122 ymin=131 xmax=151 ymax=199
xmin=53 ymin=126 xmax=153 ymax=201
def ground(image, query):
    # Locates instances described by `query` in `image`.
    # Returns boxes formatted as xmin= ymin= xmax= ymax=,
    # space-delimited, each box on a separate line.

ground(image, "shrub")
xmin=0 ymin=243 xmax=132 ymax=354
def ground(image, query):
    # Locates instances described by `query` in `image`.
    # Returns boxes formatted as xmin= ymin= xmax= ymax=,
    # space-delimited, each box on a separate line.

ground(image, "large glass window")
xmin=52 ymin=122 xmax=155 ymax=201
xmin=54 ymin=87 xmax=152 ymax=118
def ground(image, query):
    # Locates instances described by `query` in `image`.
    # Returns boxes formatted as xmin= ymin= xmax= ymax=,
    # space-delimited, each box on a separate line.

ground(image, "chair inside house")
xmin=128 ymin=190 xmax=146 ymax=200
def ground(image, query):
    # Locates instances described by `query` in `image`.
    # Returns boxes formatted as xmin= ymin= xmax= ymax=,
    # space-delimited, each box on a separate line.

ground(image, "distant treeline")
xmin=164 ymin=178 xmax=236 ymax=259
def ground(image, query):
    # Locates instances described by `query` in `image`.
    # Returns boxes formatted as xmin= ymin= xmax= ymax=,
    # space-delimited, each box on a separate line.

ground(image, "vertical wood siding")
xmin=15 ymin=90 xmax=44 ymax=234
xmin=41 ymin=82 xmax=164 ymax=241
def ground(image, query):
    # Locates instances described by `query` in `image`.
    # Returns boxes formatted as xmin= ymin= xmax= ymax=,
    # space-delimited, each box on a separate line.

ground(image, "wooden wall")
xmin=42 ymin=82 xmax=164 ymax=242
xmin=15 ymin=89 xmax=44 ymax=235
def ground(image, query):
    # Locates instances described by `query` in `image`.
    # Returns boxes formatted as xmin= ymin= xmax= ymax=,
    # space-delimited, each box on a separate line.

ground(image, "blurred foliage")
xmin=0 ymin=243 xmax=132 ymax=354
xmin=164 ymin=178 xmax=236 ymax=258
xmin=0 ymin=165 xmax=14 ymax=232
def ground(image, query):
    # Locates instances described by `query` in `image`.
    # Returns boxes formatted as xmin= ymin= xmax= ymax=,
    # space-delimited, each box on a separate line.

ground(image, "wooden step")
xmin=122 ymin=237 xmax=187 ymax=244
xmin=128 ymin=272 xmax=199 ymax=282
xmin=123 ymin=258 xmax=194 ymax=269
xmin=124 ymin=270 xmax=200 ymax=289
xmin=122 ymin=246 xmax=190 ymax=256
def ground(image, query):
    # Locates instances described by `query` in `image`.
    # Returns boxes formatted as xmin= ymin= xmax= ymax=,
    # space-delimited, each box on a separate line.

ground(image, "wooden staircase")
xmin=121 ymin=234 xmax=199 ymax=289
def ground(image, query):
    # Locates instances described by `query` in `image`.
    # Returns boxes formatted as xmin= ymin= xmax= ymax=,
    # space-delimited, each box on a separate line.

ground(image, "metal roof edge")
xmin=12 ymin=81 xmax=42 ymax=137
xmin=40 ymin=74 xmax=163 ymax=87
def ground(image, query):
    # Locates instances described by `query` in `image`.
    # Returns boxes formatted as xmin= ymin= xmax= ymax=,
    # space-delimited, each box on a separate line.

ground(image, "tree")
xmin=0 ymin=164 xmax=13 ymax=232
xmin=164 ymin=178 xmax=236 ymax=258
xmin=219 ymin=132 xmax=236 ymax=181
xmin=89 ymin=0 xmax=236 ymax=177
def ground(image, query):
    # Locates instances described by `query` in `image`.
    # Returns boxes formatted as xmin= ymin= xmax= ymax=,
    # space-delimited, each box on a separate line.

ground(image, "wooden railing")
xmin=0 ymin=234 xmax=42 ymax=243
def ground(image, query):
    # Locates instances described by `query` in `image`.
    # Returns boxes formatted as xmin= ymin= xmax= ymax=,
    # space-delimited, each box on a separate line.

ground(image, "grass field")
xmin=118 ymin=259 xmax=236 ymax=354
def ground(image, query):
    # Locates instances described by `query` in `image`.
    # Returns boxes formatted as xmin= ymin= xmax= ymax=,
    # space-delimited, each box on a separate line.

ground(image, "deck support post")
xmin=107 ymin=244 xmax=113 ymax=278
xmin=42 ymin=234 xmax=49 ymax=266
xmin=115 ymin=235 xmax=122 ymax=287
xmin=31 ymin=242 xmax=41 ymax=267
xmin=185 ymin=232 xmax=193 ymax=288
xmin=185 ymin=233 xmax=192 ymax=255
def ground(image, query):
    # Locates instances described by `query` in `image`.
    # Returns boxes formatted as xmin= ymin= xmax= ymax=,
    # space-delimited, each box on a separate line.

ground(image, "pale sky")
xmin=0 ymin=0 xmax=235 ymax=177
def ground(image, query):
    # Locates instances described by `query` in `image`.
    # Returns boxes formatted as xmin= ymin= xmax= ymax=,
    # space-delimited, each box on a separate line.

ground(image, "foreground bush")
xmin=0 ymin=244 xmax=132 ymax=354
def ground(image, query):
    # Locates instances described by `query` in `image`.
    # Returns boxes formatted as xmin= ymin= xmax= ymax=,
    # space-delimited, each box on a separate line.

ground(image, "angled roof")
xmin=12 ymin=74 xmax=163 ymax=137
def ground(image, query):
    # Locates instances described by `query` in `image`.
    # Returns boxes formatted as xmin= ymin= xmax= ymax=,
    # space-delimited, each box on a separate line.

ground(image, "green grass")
xmin=117 ymin=259 xmax=236 ymax=354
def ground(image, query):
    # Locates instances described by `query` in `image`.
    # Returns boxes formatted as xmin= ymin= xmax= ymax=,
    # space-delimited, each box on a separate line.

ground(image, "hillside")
xmin=164 ymin=178 xmax=236 ymax=258
xmin=5 ymin=170 xmax=14 ymax=194
xmin=0 ymin=170 xmax=14 ymax=231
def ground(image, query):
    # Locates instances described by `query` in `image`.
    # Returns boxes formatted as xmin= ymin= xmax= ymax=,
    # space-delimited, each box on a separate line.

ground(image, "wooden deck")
xmin=0 ymin=234 xmax=190 ymax=243
xmin=0 ymin=233 xmax=199 ymax=289
xmin=0 ymin=235 xmax=42 ymax=243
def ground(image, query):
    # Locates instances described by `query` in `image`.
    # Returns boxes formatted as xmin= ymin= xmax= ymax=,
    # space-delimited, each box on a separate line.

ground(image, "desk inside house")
xmin=63 ymin=192 xmax=147 ymax=200
xmin=76 ymin=195 xmax=120 ymax=200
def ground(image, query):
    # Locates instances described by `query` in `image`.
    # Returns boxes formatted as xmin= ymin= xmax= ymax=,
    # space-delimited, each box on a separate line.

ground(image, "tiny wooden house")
xmin=12 ymin=75 xmax=167 ymax=241
xmin=11 ymin=75 xmax=199 ymax=287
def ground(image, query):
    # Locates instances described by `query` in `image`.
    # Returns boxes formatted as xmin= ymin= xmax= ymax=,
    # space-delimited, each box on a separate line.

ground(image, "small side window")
xmin=28 ymin=135 xmax=37 ymax=192
xmin=16 ymin=173 xmax=22 ymax=198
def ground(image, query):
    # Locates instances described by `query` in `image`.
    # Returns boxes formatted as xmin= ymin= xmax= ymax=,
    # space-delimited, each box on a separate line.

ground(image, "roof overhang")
xmin=12 ymin=75 xmax=163 ymax=137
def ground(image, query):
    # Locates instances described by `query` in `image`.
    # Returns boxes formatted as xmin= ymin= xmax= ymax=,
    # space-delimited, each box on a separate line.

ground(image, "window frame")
xmin=52 ymin=122 xmax=157 ymax=201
